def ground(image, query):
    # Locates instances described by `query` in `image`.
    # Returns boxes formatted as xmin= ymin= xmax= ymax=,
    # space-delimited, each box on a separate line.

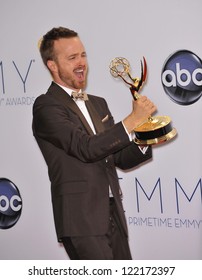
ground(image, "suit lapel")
xmin=85 ymin=98 xmax=105 ymax=133
xmin=48 ymin=82 xmax=106 ymax=135
xmin=48 ymin=82 xmax=94 ymax=135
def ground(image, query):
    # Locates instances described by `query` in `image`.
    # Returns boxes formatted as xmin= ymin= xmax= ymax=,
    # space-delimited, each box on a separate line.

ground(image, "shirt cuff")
xmin=122 ymin=121 xmax=133 ymax=141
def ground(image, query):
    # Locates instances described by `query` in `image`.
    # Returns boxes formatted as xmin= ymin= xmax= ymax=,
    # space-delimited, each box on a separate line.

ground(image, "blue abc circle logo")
xmin=0 ymin=178 xmax=22 ymax=229
xmin=161 ymin=50 xmax=202 ymax=105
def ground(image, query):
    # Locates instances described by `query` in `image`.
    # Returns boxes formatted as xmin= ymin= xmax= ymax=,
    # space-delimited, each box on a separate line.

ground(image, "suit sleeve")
xmin=94 ymin=96 xmax=153 ymax=170
xmin=32 ymin=94 xmax=131 ymax=163
xmin=113 ymin=143 xmax=152 ymax=170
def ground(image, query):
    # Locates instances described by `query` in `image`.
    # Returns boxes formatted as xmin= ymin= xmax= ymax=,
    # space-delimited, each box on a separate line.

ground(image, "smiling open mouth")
xmin=74 ymin=68 xmax=85 ymax=80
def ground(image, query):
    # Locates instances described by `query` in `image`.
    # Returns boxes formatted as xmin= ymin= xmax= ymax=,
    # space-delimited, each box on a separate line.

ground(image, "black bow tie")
xmin=71 ymin=92 xmax=88 ymax=101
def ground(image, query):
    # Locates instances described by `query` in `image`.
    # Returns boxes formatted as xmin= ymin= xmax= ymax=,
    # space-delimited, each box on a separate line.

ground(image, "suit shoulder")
xmin=33 ymin=92 xmax=57 ymax=107
xmin=34 ymin=82 xmax=59 ymax=105
xmin=88 ymin=94 xmax=108 ymax=106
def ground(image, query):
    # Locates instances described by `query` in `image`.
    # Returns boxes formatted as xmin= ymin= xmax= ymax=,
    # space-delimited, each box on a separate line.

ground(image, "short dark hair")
xmin=39 ymin=27 xmax=78 ymax=66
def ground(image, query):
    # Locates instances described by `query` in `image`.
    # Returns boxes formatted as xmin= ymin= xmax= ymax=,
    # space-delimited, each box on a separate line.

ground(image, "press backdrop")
xmin=0 ymin=0 xmax=201 ymax=259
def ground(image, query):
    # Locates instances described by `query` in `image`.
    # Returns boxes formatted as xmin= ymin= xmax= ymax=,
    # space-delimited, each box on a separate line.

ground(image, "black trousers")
xmin=61 ymin=198 xmax=132 ymax=260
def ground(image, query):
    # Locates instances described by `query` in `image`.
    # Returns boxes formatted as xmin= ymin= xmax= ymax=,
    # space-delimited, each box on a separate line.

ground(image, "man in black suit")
xmin=32 ymin=27 xmax=156 ymax=259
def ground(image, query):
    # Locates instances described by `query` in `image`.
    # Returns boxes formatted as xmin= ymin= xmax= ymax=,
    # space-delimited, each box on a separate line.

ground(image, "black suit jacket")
xmin=32 ymin=82 xmax=152 ymax=240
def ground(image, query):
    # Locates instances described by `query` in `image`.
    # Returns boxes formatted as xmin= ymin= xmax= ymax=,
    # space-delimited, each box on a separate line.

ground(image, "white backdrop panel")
xmin=0 ymin=0 xmax=201 ymax=259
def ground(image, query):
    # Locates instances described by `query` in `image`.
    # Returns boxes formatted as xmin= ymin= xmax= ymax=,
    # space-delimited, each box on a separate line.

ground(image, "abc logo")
xmin=0 ymin=178 xmax=22 ymax=229
xmin=161 ymin=50 xmax=202 ymax=105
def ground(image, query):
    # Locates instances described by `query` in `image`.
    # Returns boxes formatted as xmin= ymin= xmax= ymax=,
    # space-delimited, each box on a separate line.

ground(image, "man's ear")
xmin=47 ymin=60 xmax=57 ymax=73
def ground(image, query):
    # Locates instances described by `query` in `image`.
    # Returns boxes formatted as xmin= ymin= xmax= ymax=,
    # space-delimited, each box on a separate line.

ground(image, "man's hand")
xmin=123 ymin=96 xmax=157 ymax=134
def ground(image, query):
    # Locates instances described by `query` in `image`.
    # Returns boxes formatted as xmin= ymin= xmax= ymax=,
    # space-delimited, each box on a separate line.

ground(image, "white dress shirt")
xmin=58 ymin=84 xmax=96 ymax=133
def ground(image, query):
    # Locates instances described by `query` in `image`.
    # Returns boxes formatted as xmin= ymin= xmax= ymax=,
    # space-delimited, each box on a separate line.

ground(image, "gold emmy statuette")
xmin=109 ymin=57 xmax=177 ymax=145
